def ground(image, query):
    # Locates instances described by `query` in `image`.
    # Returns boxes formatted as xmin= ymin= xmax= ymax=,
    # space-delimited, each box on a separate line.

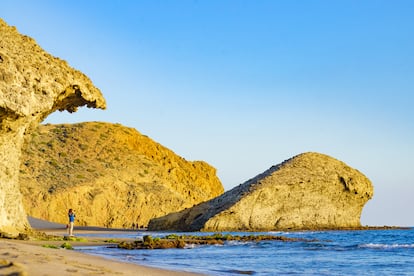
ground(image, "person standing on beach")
xmin=68 ymin=209 xmax=76 ymax=236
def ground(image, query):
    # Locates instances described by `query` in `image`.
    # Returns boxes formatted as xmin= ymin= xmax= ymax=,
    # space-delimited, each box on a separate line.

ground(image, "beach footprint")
xmin=0 ymin=259 xmax=28 ymax=276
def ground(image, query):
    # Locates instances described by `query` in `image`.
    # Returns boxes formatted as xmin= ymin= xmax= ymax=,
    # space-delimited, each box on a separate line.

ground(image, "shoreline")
xmin=1 ymin=218 xmax=411 ymax=275
xmin=0 ymin=218 xmax=202 ymax=276
xmin=0 ymin=239 xmax=200 ymax=276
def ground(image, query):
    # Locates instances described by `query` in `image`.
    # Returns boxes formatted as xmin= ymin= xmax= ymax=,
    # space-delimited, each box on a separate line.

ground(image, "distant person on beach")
xmin=68 ymin=209 xmax=76 ymax=236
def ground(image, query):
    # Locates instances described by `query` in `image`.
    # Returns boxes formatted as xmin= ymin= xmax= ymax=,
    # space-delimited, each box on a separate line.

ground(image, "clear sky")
xmin=3 ymin=1 xmax=413 ymax=226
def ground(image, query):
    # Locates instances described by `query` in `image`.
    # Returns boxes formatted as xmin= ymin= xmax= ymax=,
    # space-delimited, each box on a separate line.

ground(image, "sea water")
xmin=76 ymin=228 xmax=414 ymax=275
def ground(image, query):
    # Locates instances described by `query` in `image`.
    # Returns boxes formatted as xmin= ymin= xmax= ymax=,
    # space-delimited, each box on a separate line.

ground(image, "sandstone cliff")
xmin=148 ymin=152 xmax=374 ymax=231
xmin=19 ymin=122 xmax=224 ymax=228
xmin=0 ymin=18 xmax=105 ymax=235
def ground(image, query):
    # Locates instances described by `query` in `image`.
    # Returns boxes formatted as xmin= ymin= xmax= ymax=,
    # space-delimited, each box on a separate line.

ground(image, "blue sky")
xmin=3 ymin=1 xmax=413 ymax=226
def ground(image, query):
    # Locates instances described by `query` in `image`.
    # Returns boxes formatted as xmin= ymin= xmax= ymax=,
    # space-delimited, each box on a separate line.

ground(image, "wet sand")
xmin=0 ymin=218 xmax=201 ymax=276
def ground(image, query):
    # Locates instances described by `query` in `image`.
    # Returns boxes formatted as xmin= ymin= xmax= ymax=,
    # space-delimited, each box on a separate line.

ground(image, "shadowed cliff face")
xmin=0 ymin=18 xmax=106 ymax=235
xmin=19 ymin=122 xmax=224 ymax=228
xmin=148 ymin=152 xmax=374 ymax=231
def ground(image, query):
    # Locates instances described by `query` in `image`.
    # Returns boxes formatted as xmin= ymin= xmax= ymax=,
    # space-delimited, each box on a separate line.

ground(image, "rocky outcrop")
xmin=148 ymin=152 xmax=374 ymax=231
xmin=117 ymin=233 xmax=310 ymax=250
xmin=19 ymin=122 xmax=224 ymax=228
xmin=0 ymin=18 xmax=106 ymax=235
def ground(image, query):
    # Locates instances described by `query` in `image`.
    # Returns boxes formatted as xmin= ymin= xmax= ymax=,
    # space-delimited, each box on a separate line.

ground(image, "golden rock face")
xmin=149 ymin=152 xmax=374 ymax=231
xmin=20 ymin=122 xmax=224 ymax=228
xmin=0 ymin=19 xmax=105 ymax=235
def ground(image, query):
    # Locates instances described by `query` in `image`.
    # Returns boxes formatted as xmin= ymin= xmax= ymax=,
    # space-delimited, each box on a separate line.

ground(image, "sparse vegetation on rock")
xmin=19 ymin=122 xmax=224 ymax=228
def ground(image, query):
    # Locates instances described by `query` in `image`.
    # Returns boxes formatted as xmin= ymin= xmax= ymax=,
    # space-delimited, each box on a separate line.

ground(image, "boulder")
xmin=0 ymin=18 xmax=105 ymax=235
xmin=19 ymin=122 xmax=224 ymax=228
xmin=148 ymin=152 xmax=374 ymax=231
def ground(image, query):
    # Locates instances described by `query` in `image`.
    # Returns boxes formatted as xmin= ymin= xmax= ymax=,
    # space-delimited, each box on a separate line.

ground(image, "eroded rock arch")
xmin=0 ymin=18 xmax=105 ymax=235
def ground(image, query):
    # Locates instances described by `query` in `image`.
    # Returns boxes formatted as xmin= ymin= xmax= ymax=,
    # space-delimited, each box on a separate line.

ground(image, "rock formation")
xmin=148 ymin=152 xmax=374 ymax=231
xmin=0 ymin=18 xmax=106 ymax=235
xmin=19 ymin=122 xmax=224 ymax=228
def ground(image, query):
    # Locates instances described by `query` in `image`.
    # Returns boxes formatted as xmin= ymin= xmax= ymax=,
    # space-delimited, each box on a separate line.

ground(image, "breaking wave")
xmin=359 ymin=243 xmax=414 ymax=249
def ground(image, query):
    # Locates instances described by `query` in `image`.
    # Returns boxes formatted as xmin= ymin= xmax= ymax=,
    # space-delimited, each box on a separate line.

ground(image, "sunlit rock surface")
xmin=149 ymin=152 xmax=374 ymax=231
xmin=0 ymin=18 xmax=105 ymax=235
xmin=20 ymin=122 xmax=224 ymax=228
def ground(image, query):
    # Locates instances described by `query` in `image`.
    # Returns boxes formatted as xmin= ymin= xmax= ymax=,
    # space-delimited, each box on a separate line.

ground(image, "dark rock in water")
xmin=149 ymin=152 xmax=374 ymax=231
xmin=117 ymin=233 xmax=314 ymax=249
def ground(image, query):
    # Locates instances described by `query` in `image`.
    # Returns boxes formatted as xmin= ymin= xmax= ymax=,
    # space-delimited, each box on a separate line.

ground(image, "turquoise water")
xmin=76 ymin=228 xmax=414 ymax=275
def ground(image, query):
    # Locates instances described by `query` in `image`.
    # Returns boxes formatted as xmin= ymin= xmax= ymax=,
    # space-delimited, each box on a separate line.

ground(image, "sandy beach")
xmin=0 ymin=218 xmax=201 ymax=276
